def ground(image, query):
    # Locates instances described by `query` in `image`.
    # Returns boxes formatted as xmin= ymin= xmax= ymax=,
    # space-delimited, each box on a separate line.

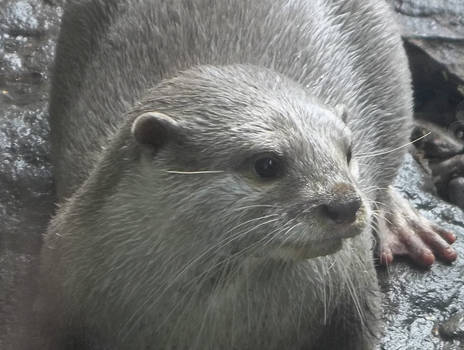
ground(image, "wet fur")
xmin=38 ymin=0 xmax=412 ymax=349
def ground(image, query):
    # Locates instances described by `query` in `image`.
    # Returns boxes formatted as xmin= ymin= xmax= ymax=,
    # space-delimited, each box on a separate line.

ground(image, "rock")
xmin=412 ymin=121 xmax=464 ymax=159
xmin=391 ymin=0 xmax=464 ymax=40
xmin=439 ymin=312 xmax=464 ymax=341
xmin=0 ymin=0 xmax=61 ymax=348
xmin=379 ymin=153 xmax=464 ymax=349
xmin=449 ymin=177 xmax=464 ymax=209
xmin=410 ymin=113 xmax=464 ymax=208
xmin=388 ymin=0 xmax=464 ymax=128
xmin=388 ymin=0 xmax=464 ymax=72
xmin=429 ymin=155 xmax=464 ymax=199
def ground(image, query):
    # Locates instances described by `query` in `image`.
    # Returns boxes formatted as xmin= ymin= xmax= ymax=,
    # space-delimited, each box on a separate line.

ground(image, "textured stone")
xmin=388 ymin=0 xmax=464 ymax=128
xmin=379 ymin=153 xmax=464 ymax=349
xmin=0 ymin=0 xmax=60 ymax=348
xmin=439 ymin=311 xmax=464 ymax=341
xmin=449 ymin=177 xmax=464 ymax=208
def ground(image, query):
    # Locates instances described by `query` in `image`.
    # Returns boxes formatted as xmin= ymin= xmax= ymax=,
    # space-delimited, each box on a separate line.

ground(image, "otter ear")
xmin=131 ymin=112 xmax=179 ymax=149
xmin=335 ymin=104 xmax=348 ymax=123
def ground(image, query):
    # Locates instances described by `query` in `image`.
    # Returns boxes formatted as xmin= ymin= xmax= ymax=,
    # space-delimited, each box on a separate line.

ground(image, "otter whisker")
xmin=165 ymin=257 xmax=235 ymax=344
xmin=190 ymin=221 xmax=287 ymax=286
xmin=224 ymin=214 xmax=280 ymax=236
xmin=365 ymin=201 xmax=394 ymax=218
xmin=356 ymin=132 xmax=430 ymax=158
xmin=213 ymin=219 xmax=281 ymax=256
xmin=275 ymin=221 xmax=303 ymax=249
xmin=156 ymin=214 xmax=280 ymax=286
xmin=365 ymin=199 xmax=388 ymax=207
xmin=239 ymin=223 xmax=292 ymax=255
xmin=124 ymin=216 xmax=281 ymax=335
xmin=232 ymin=204 xmax=278 ymax=211
xmin=156 ymin=228 xmax=278 ymax=338
xmin=338 ymin=249 xmax=366 ymax=330
xmin=163 ymin=170 xmax=225 ymax=175
xmin=362 ymin=186 xmax=389 ymax=195
xmin=154 ymin=213 xmax=280 ymax=279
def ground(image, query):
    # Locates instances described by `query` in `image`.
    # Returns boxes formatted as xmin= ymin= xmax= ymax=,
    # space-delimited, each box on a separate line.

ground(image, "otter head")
xmin=126 ymin=64 xmax=370 ymax=265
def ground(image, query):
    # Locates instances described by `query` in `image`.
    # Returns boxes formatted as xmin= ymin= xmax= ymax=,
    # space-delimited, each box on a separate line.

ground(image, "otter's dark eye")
xmin=254 ymin=157 xmax=281 ymax=178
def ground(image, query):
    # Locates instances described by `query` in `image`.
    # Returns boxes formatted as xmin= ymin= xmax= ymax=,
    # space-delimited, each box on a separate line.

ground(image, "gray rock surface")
xmin=380 ymin=153 xmax=464 ymax=349
xmin=392 ymin=0 xmax=464 ymax=40
xmin=388 ymin=0 xmax=464 ymax=128
xmin=439 ymin=311 xmax=464 ymax=342
xmin=0 ymin=0 xmax=463 ymax=349
xmin=390 ymin=0 xmax=464 ymax=80
xmin=448 ymin=177 xmax=464 ymax=209
xmin=0 ymin=0 xmax=61 ymax=347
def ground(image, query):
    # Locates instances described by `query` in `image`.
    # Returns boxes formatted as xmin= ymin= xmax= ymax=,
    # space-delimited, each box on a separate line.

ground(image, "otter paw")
xmin=376 ymin=188 xmax=457 ymax=267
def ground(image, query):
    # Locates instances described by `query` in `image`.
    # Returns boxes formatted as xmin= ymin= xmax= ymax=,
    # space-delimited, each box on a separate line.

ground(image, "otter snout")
xmin=321 ymin=197 xmax=361 ymax=224
xmin=319 ymin=183 xmax=363 ymax=225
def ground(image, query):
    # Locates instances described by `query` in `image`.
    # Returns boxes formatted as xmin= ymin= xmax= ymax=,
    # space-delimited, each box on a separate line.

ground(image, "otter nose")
xmin=322 ymin=198 xmax=361 ymax=224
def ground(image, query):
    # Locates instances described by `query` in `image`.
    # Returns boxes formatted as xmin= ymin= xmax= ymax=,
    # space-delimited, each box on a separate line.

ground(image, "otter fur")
xmin=37 ymin=0 xmax=414 ymax=349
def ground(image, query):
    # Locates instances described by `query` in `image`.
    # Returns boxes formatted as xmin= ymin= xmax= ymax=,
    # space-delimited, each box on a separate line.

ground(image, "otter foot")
xmin=376 ymin=187 xmax=457 ymax=267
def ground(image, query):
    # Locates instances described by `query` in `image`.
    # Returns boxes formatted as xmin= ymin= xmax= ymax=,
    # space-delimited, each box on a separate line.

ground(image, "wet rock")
xmin=448 ymin=177 xmax=464 ymax=208
xmin=0 ymin=0 xmax=61 ymax=348
xmin=430 ymin=155 xmax=464 ymax=198
xmin=379 ymin=153 xmax=464 ymax=349
xmin=1 ymin=1 xmax=40 ymax=36
xmin=412 ymin=121 xmax=464 ymax=160
xmin=388 ymin=0 xmax=464 ymax=129
xmin=392 ymin=0 xmax=464 ymax=40
xmin=0 ymin=0 xmax=61 ymax=106
xmin=389 ymin=0 xmax=464 ymax=73
xmin=0 ymin=0 xmax=62 ymax=37
xmin=411 ymin=119 xmax=464 ymax=208
xmin=439 ymin=312 xmax=464 ymax=341
xmin=404 ymin=40 xmax=464 ymax=128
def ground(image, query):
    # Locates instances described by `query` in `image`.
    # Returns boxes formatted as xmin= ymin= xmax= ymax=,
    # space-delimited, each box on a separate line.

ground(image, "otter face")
xmin=129 ymin=65 xmax=370 ymax=262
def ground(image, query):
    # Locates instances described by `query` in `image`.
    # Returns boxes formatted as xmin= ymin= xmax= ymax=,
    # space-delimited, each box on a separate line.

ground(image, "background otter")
xmin=35 ymin=0 xmax=456 ymax=349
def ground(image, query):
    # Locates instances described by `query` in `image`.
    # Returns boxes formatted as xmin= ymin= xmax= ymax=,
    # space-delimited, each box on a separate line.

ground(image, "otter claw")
xmin=376 ymin=188 xmax=457 ymax=267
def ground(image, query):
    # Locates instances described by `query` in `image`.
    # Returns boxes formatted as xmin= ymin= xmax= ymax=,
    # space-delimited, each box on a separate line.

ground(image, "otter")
xmin=36 ymin=0 xmax=456 ymax=349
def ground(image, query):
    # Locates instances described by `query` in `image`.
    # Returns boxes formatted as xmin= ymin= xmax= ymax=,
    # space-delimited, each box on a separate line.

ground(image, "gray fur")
xmin=38 ymin=0 xmax=412 ymax=349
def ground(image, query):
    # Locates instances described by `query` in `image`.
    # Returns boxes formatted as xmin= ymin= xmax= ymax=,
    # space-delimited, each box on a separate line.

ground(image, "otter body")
xmin=39 ymin=0 xmax=412 ymax=349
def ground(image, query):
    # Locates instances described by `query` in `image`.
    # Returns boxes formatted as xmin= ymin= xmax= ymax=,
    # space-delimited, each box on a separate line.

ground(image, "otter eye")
xmin=254 ymin=156 xmax=281 ymax=179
